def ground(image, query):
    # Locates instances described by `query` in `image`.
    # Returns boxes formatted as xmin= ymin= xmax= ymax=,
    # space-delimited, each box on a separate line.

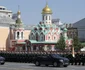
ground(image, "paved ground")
xmin=0 ymin=62 xmax=85 ymax=70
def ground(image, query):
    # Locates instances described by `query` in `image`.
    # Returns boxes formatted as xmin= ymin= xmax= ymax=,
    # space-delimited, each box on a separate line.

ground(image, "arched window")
xmin=54 ymin=37 xmax=56 ymax=40
xmin=36 ymin=33 xmax=38 ymax=41
xmin=31 ymin=33 xmax=33 ymax=35
xmin=9 ymin=15 xmax=10 ymax=17
xmin=21 ymin=32 xmax=23 ymax=39
xmin=48 ymin=36 xmax=50 ymax=40
xmin=40 ymin=33 xmax=44 ymax=41
xmin=39 ymin=28 xmax=42 ymax=30
xmin=43 ymin=15 xmax=44 ymax=20
xmin=17 ymin=32 xmax=19 ymax=39
xmin=46 ymin=16 xmax=47 ymax=20
xmin=34 ymin=28 xmax=37 ymax=30
xmin=49 ymin=16 xmax=50 ymax=20
xmin=31 ymin=33 xmax=34 ymax=40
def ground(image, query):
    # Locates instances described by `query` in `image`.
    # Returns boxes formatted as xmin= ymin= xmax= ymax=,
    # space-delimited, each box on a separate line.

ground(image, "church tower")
xmin=42 ymin=2 xmax=52 ymax=24
xmin=14 ymin=10 xmax=24 ymax=40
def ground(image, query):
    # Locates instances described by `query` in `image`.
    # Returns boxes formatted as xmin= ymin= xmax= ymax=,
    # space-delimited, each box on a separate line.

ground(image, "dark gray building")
xmin=73 ymin=18 xmax=85 ymax=42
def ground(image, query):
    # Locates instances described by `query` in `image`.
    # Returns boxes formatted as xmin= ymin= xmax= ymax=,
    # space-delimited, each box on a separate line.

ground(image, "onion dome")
xmin=17 ymin=10 xmax=21 ymax=15
xmin=16 ymin=18 xmax=22 ymax=24
xmin=64 ymin=28 xmax=67 ymax=32
xmin=16 ymin=10 xmax=22 ymax=26
xmin=42 ymin=4 xmax=52 ymax=14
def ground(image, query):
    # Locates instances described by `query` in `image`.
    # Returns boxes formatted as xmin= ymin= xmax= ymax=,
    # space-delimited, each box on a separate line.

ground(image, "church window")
xmin=41 ymin=36 xmax=43 ymax=41
xmin=36 ymin=33 xmax=38 ymax=41
xmin=3 ymin=8 xmax=5 ymax=10
xmin=40 ymin=33 xmax=44 ymax=41
xmin=0 ymin=8 xmax=2 ymax=10
xmin=41 ymin=32 xmax=43 ymax=34
xmin=35 ymin=28 xmax=37 ymax=30
xmin=39 ymin=28 xmax=42 ymax=30
xmin=9 ymin=15 xmax=10 ymax=17
xmin=31 ymin=33 xmax=33 ymax=35
xmin=17 ymin=32 xmax=19 ymax=39
xmin=43 ymin=15 xmax=44 ymax=20
xmin=48 ymin=36 xmax=50 ymax=39
xmin=54 ymin=37 xmax=56 ymax=40
xmin=21 ymin=32 xmax=23 ymax=39
xmin=46 ymin=16 xmax=47 ymax=20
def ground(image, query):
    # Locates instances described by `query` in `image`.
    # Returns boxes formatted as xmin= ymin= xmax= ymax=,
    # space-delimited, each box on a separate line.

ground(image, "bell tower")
xmin=14 ymin=8 xmax=24 ymax=40
xmin=42 ymin=1 xmax=52 ymax=24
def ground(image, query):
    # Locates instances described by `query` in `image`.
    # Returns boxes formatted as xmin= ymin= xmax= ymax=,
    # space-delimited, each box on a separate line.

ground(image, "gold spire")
xmin=17 ymin=10 xmax=21 ymax=15
xmin=17 ymin=5 xmax=21 ymax=15
xmin=42 ymin=1 xmax=52 ymax=14
xmin=16 ymin=5 xmax=22 ymax=25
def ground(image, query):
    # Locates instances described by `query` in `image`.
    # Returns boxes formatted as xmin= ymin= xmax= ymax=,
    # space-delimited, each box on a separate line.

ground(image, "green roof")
xmin=29 ymin=40 xmax=57 ymax=44
xmin=64 ymin=28 xmax=67 ymax=32
xmin=16 ymin=18 xmax=22 ymax=24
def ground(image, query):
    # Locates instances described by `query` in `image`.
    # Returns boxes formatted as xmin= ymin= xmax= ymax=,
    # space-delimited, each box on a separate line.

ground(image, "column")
xmin=51 ymin=45 xmax=55 ymax=51
xmin=44 ymin=45 xmax=47 ymax=51
xmin=15 ymin=31 xmax=17 ymax=39
xmin=31 ymin=45 xmax=33 ymax=51
xmin=19 ymin=32 xmax=21 ymax=39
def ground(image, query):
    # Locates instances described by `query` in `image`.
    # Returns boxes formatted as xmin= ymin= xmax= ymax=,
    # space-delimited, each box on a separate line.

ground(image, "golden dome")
xmin=42 ymin=4 xmax=52 ymax=14
xmin=17 ymin=10 xmax=21 ymax=15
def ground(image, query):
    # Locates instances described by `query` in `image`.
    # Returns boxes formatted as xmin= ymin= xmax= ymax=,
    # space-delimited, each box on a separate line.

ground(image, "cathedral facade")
xmin=29 ymin=3 xmax=72 ymax=51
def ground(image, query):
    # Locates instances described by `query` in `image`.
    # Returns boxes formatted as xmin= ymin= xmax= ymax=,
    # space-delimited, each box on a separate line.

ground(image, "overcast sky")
xmin=0 ymin=0 xmax=85 ymax=25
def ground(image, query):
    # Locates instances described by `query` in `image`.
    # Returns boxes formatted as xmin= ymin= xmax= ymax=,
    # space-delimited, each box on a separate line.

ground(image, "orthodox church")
xmin=9 ymin=10 xmax=31 ymax=51
xmin=0 ymin=3 xmax=72 ymax=52
xmin=29 ymin=3 xmax=72 ymax=51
